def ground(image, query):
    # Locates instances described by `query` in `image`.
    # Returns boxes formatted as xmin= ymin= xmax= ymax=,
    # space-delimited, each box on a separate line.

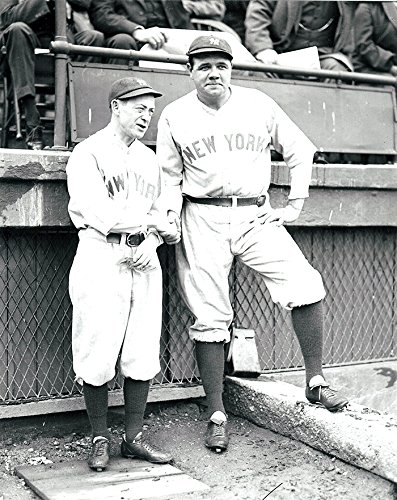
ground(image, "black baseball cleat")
xmin=305 ymin=375 xmax=349 ymax=412
xmin=205 ymin=413 xmax=229 ymax=453
xmin=121 ymin=433 xmax=173 ymax=464
xmin=87 ymin=436 xmax=110 ymax=471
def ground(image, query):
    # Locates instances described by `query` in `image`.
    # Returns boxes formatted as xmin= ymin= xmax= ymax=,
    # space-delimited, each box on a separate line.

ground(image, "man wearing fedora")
xmin=67 ymin=76 xmax=180 ymax=471
xmin=157 ymin=35 xmax=348 ymax=453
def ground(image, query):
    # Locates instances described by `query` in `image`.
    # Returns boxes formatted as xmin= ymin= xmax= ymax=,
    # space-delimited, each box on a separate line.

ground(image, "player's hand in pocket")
xmin=126 ymin=237 xmax=159 ymax=272
xmin=254 ymin=198 xmax=304 ymax=226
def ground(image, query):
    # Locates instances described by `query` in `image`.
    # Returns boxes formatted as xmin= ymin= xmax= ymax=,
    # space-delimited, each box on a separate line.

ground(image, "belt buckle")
xmin=231 ymin=196 xmax=237 ymax=208
xmin=126 ymin=233 xmax=144 ymax=247
xmin=256 ymin=195 xmax=267 ymax=207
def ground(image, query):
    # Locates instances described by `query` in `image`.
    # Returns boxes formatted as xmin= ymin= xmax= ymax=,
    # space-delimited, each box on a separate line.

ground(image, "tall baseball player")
xmin=67 ymin=77 xmax=180 ymax=471
xmin=157 ymin=35 xmax=348 ymax=453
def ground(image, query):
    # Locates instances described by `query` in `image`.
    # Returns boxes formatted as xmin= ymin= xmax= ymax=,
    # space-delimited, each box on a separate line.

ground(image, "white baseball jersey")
xmin=156 ymin=86 xmax=325 ymax=343
xmin=67 ymin=125 xmax=164 ymax=385
xmin=157 ymin=85 xmax=317 ymax=214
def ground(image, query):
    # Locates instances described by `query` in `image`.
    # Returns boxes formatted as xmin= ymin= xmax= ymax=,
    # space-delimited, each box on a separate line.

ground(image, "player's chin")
xmin=134 ymin=124 xmax=148 ymax=138
xmin=205 ymin=83 xmax=224 ymax=91
xmin=204 ymin=85 xmax=226 ymax=97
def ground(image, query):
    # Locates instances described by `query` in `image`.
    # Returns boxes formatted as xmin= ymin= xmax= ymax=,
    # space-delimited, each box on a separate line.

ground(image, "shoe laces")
xmin=92 ymin=438 xmax=108 ymax=457
xmin=318 ymin=385 xmax=338 ymax=400
xmin=139 ymin=439 xmax=162 ymax=454
xmin=211 ymin=421 xmax=226 ymax=437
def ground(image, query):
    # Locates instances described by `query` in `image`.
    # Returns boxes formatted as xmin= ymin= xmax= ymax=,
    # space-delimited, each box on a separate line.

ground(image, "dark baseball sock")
xmin=83 ymin=382 xmax=110 ymax=439
xmin=291 ymin=300 xmax=324 ymax=384
xmin=123 ymin=378 xmax=150 ymax=442
xmin=195 ymin=341 xmax=226 ymax=417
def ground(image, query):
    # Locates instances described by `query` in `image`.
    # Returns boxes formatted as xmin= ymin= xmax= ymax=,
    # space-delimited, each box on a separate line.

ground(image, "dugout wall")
xmin=0 ymin=152 xmax=395 ymax=418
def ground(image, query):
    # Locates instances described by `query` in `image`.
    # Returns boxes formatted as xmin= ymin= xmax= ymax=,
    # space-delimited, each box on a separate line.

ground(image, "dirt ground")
xmin=0 ymin=399 xmax=396 ymax=500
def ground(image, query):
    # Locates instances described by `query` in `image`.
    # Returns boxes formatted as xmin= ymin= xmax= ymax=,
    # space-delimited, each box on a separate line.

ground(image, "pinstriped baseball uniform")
xmin=67 ymin=125 xmax=164 ymax=385
xmin=157 ymin=85 xmax=325 ymax=343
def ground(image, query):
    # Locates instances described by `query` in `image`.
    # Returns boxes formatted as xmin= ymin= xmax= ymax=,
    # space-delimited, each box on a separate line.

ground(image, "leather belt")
xmin=184 ymin=194 xmax=266 ymax=207
xmin=106 ymin=232 xmax=145 ymax=247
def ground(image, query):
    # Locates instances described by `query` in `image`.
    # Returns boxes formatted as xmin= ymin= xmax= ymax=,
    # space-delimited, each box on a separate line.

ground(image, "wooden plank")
xmin=15 ymin=458 xmax=209 ymax=500
xmin=16 ymin=460 xmax=178 ymax=481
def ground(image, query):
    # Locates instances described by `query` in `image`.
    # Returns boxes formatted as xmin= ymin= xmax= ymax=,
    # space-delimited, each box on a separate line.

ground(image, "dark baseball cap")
xmin=186 ymin=35 xmax=233 ymax=60
xmin=108 ymin=77 xmax=162 ymax=106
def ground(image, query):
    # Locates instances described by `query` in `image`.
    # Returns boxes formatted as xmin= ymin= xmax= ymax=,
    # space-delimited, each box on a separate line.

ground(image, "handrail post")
xmin=53 ymin=0 xmax=68 ymax=149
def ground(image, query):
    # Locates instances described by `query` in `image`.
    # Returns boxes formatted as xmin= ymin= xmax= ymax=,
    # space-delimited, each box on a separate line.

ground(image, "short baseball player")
xmin=156 ymin=35 xmax=348 ymax=453
xmin=67 ymin=77 xmax=180 ymax=471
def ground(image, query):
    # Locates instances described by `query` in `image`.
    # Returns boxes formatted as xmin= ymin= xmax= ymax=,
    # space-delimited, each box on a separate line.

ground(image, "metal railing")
xmin=51 ymin=0 xmax=397 ymax=149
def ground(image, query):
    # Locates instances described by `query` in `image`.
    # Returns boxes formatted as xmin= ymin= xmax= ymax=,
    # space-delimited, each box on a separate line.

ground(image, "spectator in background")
xmin=67 ymin=1 xmax=104 ymax=63
xmin=182 ymin=0 xmax=226 ymax=21
xmin=223 ymin=0 xmax=249 ymax=43
xmin=245 ymin=0 xmax=355 ymax=73
xmin=0 ymin=0 xmax=104 ymax=150
xmin=89 ymin=0 xmax=192 ymax=65
xmin=354 ymin=2 xmax=397 ymax=76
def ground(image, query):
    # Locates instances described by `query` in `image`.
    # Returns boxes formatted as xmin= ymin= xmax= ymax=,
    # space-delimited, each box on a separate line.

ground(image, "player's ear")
xmin=110 ymin=99 xmax=119 ymax=114
xmin=186 ymin=62 xmax=192 ymax=73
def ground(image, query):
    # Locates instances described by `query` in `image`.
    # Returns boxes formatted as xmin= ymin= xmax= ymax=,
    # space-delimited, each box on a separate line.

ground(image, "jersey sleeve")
xmin=267 ymin=98 xmax=317 ymax=199
xmin=145 ymin=164 xmax=164 ymax=247
xmin=156 ymin=109 xmax=184 ymax=215
xmin=66 ymin=145 xmax=148 ymax=235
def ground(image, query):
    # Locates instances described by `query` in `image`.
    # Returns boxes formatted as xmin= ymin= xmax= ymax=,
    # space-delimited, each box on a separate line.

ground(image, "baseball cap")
xmin=186 ymin=35 xmax=233 ymax=60
xmin=108 ymin=77 xmax=162 ymax=106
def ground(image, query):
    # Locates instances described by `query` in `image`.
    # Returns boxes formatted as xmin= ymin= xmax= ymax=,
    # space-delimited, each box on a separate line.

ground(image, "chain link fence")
xmin=0 ymin=227 xmax=395 ymax=407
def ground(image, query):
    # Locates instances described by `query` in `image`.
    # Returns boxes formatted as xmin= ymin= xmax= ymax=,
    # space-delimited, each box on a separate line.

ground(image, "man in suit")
xmin=183 ymin=0 xmax=225 ymax=22
xmin=354 ymin=1 xmax=397 ymax=75
xmin=0 ymin=0 xmax=104 ymax=149
xmin=245 ymin=0 xmax=355 ymax=72
xmin=89 ymin=0 xmax=192 ymax=64
xmin=223 ymin=0 xmax=250 ymax=44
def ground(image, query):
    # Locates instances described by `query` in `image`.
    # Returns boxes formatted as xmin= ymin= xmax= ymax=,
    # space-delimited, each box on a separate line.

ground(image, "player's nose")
xmin=208 ymin=66 xmax=220 ymax=77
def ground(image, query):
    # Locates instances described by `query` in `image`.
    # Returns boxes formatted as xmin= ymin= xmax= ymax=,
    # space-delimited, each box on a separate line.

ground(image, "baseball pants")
xmin=69 ymin=229 xmax=162 ymax=386
xmin=176 ymin=201 xmax=326 ymax=343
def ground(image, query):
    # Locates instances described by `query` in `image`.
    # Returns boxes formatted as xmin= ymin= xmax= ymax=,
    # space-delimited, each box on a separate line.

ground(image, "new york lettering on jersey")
xmin=103 ymin=169 xmax=157 ymax=201
xmin=182 ymin=132 xmax=268 ymax=163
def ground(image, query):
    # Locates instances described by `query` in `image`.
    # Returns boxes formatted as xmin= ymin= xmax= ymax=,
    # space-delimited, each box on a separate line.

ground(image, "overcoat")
xmin=89 ymin=0 xmax=192 ymax=36
xmin=245 ymin=0 xmax=355 ymax=68
xmin=354 ymin=1 xmax=397 ymax=73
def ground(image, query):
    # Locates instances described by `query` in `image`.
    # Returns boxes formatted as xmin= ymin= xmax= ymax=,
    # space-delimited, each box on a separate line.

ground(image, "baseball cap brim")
xmin=188 ymin=47 xmax=233 ymax=59
xmin=117 ymin=88 xmax=162 ymax=100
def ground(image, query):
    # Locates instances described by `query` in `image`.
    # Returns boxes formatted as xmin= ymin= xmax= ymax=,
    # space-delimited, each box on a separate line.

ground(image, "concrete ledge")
xmin=1 ymin=150 xmax=397 ymax=227
xmin=224 ymin=375 xmax=397 ymax=483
